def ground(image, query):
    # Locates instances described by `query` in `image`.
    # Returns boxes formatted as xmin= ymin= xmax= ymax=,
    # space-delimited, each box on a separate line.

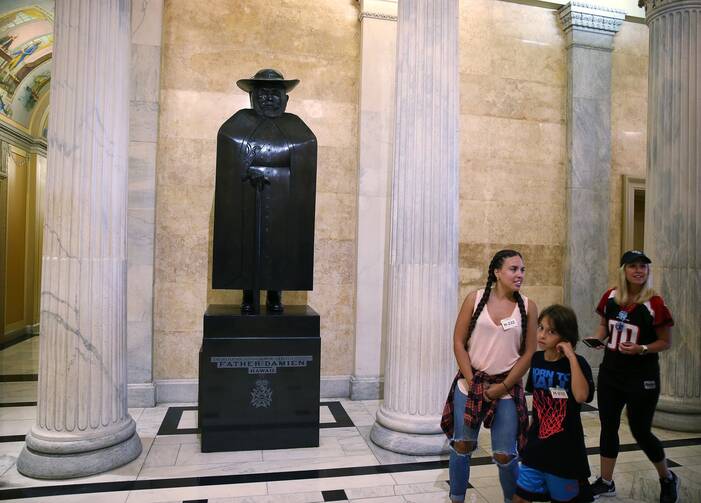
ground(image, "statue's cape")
xmin=212 ymin=109 xmax=317 ymax=290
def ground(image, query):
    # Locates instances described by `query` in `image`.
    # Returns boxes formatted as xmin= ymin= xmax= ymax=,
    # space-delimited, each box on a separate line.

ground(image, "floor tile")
xmin=344 ymin=485 xmax=395 ymax=499
xmin=142 ymin=443 xmax=181 ymax=468
xmin=348 ymin=496 xmax=404 ymax=503
xmin=124 ymin=481 xmax=267 ymax=502
xmin=267 ymin=473 xmax=396 ymax=494
xmin=176 ymin=442 xmax=262 ymax=465
xmin=177 ymin=409 xmax=198 ymax=430
xmin=0 ymin=405 xmax=36 ymax=421
xmin=0 ymin=396 xmax=699 ymax=503
xmin=2 ymin=491 xmax=129 ymax=503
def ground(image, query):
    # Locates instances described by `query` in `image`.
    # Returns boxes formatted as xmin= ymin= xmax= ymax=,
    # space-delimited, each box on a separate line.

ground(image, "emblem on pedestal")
xmin=250 ymin=378 xmax=273 ymax=408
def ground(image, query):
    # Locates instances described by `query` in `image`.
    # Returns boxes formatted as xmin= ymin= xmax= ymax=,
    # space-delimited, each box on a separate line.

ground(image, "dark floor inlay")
xmin=322 ymin=489 xmax=347 ymax=501
xmin=445 ymin=480 xmax=474 ymax=489
xmin=182 ymin=500 xmax=208 ymax=503
xmin=0 ymin=374 xmax=38 ymax=382
xmin=157 ymin=401 xmax=354 ymax=436
xmin=0 ymin=434 xmax=26 ymax=443
xmin=1 ymin=437 xmax=699 ymax=500
xmin=0 ymin=401 xmax=37 ymax=408
xmin=0 ymin=332 xmax=38 ymax=351
xmin=157 ymin=406 xmax=198 ymax=436
xmin=321 ymin=401 xmax=354 ymax=428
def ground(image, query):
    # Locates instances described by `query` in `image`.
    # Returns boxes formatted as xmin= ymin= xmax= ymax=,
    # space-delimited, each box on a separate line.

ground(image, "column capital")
xmin=358 ymin=0 xmax=397 ymax=22
xmin=558 ymin=1 xmax=626 ymax=35
xmin=638 ymin=0 xmax=701 ymax=22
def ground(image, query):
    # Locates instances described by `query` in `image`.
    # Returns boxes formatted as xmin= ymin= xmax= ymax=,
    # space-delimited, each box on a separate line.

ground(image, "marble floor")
xmin=0 ymin=340 xmax=699 ymax=502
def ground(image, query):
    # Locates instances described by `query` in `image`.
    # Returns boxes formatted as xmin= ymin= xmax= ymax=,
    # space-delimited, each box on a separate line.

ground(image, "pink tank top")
xmin=467 ymin=289 xmax=528 ymax=376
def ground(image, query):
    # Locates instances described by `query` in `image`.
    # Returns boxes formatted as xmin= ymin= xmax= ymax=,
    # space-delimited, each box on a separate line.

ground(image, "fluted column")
xmin=640 ymin=0 xmax=701 ymax=432
xmin=558 ymin=2 xmax=625 ymax=369
xmin=369 ymin=0 xmax=458 ymax=455
xmin=17 ymin=0 xmax=142 ymax=478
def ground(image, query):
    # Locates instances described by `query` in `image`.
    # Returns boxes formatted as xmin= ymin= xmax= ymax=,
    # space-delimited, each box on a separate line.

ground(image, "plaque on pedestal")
xmin=199 ymin=304 xmax=320 ymax=452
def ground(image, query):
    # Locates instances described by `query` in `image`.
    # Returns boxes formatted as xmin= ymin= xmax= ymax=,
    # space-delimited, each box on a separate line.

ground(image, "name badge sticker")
xmin=501 ymin=317 xmax=518 ymax=330
xmin=549 ymin=387 xmax=568 ymax=399
xmin=643 ymin=380 xmax=657 ymax=390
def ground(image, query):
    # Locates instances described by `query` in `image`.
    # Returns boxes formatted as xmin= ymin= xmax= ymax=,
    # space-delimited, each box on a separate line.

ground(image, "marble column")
xmin=640 ymin=0 xmax=701 ymax=432
xmin=370 ymin=0 xmax=458 ymax=455
xmin=17 ymin=0 xmax=142 ymax=479
xmin=351 ymin=0 xmax=397 ymax=401
xmin=558 ymin=2 xmax=625 ymax=366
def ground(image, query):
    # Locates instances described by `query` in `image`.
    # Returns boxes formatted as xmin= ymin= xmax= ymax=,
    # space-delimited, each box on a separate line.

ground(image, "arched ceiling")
xmin=0 ymin=1 xmax=53 ymax=136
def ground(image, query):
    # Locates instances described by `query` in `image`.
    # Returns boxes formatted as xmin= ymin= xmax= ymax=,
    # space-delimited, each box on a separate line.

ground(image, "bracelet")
xmin=502 ymin=382 xmax=510 ymax=393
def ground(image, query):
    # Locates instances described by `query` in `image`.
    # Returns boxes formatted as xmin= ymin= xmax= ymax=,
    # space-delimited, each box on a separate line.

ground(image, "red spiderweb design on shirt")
xmin=533 ymin=388 xmax=567 ymax=439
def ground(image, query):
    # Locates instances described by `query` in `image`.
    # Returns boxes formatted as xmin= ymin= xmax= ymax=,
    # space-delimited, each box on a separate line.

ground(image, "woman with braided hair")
xmin=441 ymin=249 xmax=538 ymax=503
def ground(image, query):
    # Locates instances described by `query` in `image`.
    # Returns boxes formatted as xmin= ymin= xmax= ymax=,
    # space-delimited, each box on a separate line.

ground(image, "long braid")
xmin=465 ymin=278 xmax=492 ymax=348
xmin=464 ymin=254 xmax=499 ymax=348
xmin=513 ymin=291 xmax=528 ymax=354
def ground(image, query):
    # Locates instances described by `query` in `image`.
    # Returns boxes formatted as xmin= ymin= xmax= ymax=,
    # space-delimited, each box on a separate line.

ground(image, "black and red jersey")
xmin=595 ymin=288 xmax=674 ymax=378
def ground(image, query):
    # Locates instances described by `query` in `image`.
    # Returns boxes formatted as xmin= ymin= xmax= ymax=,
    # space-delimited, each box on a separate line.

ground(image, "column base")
xmin=370 ymin=422 xmax=448 ymax=455
xmin=17 ymin=431 xmax=142 ymax=479
xmin=652 ymin=410 xmax=701 ymax=433
xmin=350 ymin=375 xmax=383 ymax=400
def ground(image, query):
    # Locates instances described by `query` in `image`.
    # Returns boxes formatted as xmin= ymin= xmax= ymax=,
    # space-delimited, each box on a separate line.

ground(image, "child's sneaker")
xmin=660 ymin=471 xmax=680 ymax=503
xmin=590 ymin=477 xmax=616 ymax=498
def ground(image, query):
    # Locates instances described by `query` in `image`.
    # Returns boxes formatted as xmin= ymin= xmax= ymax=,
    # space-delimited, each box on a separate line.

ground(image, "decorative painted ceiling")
xmin=0 ymin=1 xmax=53 ymax=135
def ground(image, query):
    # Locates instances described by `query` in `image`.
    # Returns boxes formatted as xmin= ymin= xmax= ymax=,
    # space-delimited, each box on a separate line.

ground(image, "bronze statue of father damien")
xmin=212 ymin=69 xmax=317 ymax=313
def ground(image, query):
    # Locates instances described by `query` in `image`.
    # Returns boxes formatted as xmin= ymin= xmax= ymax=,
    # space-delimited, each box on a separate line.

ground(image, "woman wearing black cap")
xmin=585 ymin=250 xmax=679 ymax=503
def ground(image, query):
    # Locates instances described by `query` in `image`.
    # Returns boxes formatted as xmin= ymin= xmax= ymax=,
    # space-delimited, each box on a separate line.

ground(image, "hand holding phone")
xmin=583 ymin=337 xmax=606 ymax=349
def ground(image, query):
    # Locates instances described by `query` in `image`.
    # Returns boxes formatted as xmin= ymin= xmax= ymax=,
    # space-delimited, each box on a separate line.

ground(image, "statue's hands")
xmin=242 ymin=167 xmax=271 ymax=190
xmin=242 ymin=144 xmax=261 ymax=168
xmin=241 ymin=144 xmax=270 ymax=190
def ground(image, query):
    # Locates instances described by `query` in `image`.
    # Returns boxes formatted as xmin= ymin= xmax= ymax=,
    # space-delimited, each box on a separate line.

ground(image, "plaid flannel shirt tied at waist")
xmin=440 ymin=369 xmax=528 ymax=451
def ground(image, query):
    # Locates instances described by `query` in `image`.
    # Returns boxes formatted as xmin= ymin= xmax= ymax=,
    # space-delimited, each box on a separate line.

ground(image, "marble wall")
xmin=152 ymin=0 xmax=650 ymax=387
xmin=153 ymin=0 xmax=360 ymax=380
xmin=458 ymin=0 xmax=567 ymax=310
xmin=608 ymin=20 xmax=649 ymax=284
xmin=128 ymin=0 xmax=164 ymax=406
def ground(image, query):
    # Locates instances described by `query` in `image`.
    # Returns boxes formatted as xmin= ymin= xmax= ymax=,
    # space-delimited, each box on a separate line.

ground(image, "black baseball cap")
xmin=620 ymin=250 xmax=651 ymax=266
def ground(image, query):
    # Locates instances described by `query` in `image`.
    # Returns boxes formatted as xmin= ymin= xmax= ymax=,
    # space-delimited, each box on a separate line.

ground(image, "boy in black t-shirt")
xmin=514 ymin=305 xmax=595 ymax=503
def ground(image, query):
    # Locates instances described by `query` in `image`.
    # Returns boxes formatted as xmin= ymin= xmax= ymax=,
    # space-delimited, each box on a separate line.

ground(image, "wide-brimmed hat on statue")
xmin=236 ymin=69 xmax=299 ymax=93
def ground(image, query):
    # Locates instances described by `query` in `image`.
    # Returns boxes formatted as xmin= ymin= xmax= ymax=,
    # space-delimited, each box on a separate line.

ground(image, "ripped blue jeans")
xmin=449 ymin=384 xmax=519 ymax=502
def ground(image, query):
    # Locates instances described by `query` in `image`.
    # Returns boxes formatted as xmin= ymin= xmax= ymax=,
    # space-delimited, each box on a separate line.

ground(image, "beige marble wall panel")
xmin=162 ymin=1 xmax=359 ymax=60
xmin=458 ymin=0 xmax=567 ymax=312
xmin=155 ymin=232 xmax=209 ymax=284
xmin=317 ymin=146 xmax=357 ymax=194
xmin=460 ymin=159 xmax=566 ymax=206
xmin=156 ymin=137 xmax=217 ymax=189
xmin=161 ymin=47 xmax=359 ymax=103
xmin=154 ymin=329 xmax=203 ymax=379
xmin=609 ymin=21 xmax=649 ymax=284
xmin=460 ymin=115 xmax=565 ymax=165
xmin=155 ymin=0 xmax=360 ymax=379
xmin=155 ymin=279 xmax=207 ymax=334
xmin=460 ymin=74 xmax=563 ymax=123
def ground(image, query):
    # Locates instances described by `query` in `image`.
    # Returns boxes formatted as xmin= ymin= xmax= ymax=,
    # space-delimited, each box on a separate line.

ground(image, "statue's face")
xmin=251 ymin=86 xmax=288 ymax=118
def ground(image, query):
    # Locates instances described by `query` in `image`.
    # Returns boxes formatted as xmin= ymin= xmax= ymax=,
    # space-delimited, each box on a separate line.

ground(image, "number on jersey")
xmin=606 ymin=319 xmax=640 ymax=350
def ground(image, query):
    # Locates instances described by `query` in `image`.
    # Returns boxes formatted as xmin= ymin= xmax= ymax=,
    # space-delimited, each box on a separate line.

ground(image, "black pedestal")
xmin=199 ymin=304 xmax=320 ymax=452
